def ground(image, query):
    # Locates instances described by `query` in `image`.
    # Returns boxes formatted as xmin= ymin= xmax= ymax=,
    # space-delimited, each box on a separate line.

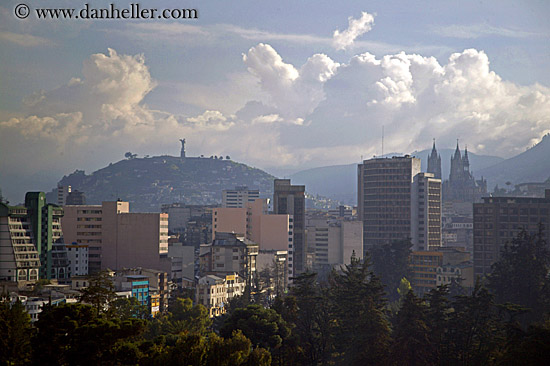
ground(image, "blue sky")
xmin=1 ymin=0 xmax=549 ymax=201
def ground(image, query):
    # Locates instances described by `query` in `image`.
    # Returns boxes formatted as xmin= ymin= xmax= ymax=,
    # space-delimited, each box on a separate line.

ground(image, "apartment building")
xmin=473 ymin=190 xmax=550 ymax=277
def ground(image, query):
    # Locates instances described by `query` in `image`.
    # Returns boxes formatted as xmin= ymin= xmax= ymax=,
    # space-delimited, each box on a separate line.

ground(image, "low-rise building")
xmin=200 ymin=232 xmax=258 ymax=285
xmin=409 ymin=251 xmax=443 ymax=296
xmin=196 ymin=275 xmax=227 ymax=317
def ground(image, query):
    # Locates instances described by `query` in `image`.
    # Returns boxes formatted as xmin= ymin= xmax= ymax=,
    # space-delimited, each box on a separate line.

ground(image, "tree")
xmin=424 ymin=285 xmax=451 ymax=364
xmin=33 ymin=303 xmax=146 ymax=366
xmin=220 ymin=304 xmax=291 ymax=352
xmin=488 ymin=227 xmax=550 ymax=326
xmin=109 ymin=296 xmax=149 ymax=320
xmin=445 ymin=283 xmax=505 ymax=366
xmin=330 ymin=255 xmax=391 ymax=365
xmin=286 ymin=271 xmax=333 ymax=366
xmin=498 ymin=321 xmax=550 ymax=365
xmin=79 ymin=270 xmax=117 ymax=315
xmin=0 ymin=296 xmax=33 ymax=365
xmin=371 ymin=238 xmax=412 ymax=302
xmin=124 ymin=152 xmax=137 ymax=159
xmin=166 ymin=297 xmax=211 ymax=335
xmin=390 ymin=291 xmax=432 ymax=366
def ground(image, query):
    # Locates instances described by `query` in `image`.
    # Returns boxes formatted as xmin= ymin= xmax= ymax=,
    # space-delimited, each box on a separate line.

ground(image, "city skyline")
xmin=1 ymin=0 xmax=549 ymax=202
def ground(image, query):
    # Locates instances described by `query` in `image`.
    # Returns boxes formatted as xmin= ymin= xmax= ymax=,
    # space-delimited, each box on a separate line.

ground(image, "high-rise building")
xmin=66 ymin=190 xmax=86 ymax=205
xmin=473 ymin=190 xmax=550 ymax=277
xmin=24 ymin=192 xmax=68 ymax=280
xmin=57 ymin=185 xmax=71 ymax=206
xmin=0 ymin=192 xmax=69 ymax=283
xmin=358 ymin=156 xmax=421 ymax=254
xmin=411 ymin=173 xmax=442 ymax=251
xmin=273 ymin=179 xmax=305 ymax=275
xmin=0 ymin=203 xmax=41 ymax=284
xmin=222 ymin=186 xmax=260 ymax=208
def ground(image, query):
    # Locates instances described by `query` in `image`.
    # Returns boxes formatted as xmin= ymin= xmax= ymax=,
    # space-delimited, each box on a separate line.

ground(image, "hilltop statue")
xmin=180 ymin=138 xmax=186 ymax=158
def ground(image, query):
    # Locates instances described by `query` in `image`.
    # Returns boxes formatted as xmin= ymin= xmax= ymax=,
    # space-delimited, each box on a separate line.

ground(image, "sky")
xmin=1 ymin=0 xmax=549 ymax=202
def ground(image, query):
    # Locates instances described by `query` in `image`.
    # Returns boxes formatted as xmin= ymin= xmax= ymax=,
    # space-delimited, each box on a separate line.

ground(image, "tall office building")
xmin=411 ymin=173 xmax=442 ymax=251
xmin=222 ymin=186 xmax=260 ymax=208
xmin=473 ymin=190 xmax=550 ymax=277
xmin=273 ymin=179 xmax=305 ymax=275
xmin=358 ymin=156 xmax=421 ymax=254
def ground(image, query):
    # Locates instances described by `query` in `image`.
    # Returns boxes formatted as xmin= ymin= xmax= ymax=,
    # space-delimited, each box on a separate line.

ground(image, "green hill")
xmin=57 ymin=156 xmax=275 ymax=212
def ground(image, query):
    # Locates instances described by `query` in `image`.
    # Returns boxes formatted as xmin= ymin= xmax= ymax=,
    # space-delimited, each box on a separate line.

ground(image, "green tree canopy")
xmin=79 ymin=270 xmax=116 ymax=316
xmin=329 ymin=255 xmax=391 ymax=366
xmin=370 ymin=238 xmax=412 ymax=302
xmin=0 ymin=297 xmax=33 ymax=366
xmin=488 ymin=227 xmax=550 ymax=326
xmin=220 ymin=304 xmax=291 ymax=351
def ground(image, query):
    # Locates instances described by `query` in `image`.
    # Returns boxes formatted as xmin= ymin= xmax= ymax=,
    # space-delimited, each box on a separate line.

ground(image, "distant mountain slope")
xmin=290 ymin=149 xmax=504 ymax=205
xmin=478 ymin=134 xmax=550 ymax=188
xmin=57 ymin=156 xmax=276 ymax=212
xmin=290 ymin=164 xmax=358 ymax=204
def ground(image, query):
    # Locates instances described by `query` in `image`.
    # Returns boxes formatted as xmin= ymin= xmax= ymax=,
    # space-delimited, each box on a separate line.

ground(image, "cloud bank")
xmin=1 ymin=11 xmax=550 ymax=200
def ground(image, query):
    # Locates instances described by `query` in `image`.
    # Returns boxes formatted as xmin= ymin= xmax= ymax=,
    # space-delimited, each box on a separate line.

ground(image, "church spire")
xmin=453 ymin=139 xmax=461 ymax=160
xmin=427 ymin=138 xmax=442 ymax=179
xmin=463 ymin=144 xmax=470 ymax=170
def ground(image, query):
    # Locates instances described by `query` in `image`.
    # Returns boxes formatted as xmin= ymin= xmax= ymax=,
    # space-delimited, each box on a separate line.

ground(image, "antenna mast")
xmin=381 ymin=125 xmax=384 ymax=157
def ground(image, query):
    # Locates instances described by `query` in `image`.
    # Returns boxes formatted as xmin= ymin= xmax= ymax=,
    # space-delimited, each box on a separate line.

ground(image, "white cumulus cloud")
xmin=332 ymin=12 xmax=375 ymax=51
xmin=243 ymin=43 xmax=339 ymax=120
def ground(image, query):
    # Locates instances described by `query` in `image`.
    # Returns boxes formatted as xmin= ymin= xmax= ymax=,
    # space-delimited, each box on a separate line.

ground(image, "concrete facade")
xmin=0 ymin=204 xmax=40 ymax=284
xmin=65 ymin=244 xmax=89 ymax=277
xmin=358 ymin=156 xmax=421 ymax=254
xmin=213 ymin=199 xmax=292 ymax=277
xmin=306 ymin=218 xmax=363 ymax=273
xmin=411 ymin=172 xmax=442 ymax=251
xmin=410 ymin=251 xmax=443 ymax=296
xmin=62 ymin=201 xmax=169 ymax=273
xmin=273 ymin=179 xmax=305 ymax=277
xmin=222 ymin=186 xmax=260 ymax=208
xmin=473 ymin=190 xmax=550 ymax=277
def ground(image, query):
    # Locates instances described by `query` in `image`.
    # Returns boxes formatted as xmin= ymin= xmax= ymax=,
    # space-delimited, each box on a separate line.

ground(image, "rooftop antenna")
xmin=381 ymin=125 xmax=384 ymax=157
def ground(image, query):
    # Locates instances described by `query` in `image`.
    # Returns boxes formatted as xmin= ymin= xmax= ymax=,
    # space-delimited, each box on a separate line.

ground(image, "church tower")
xmin=463 ymin=145 xmax=470 ymax=173
xmin=449 ymin=140 xmax=464 ymax=181
xmin=179 ymin=138 xmax=186 ymax=158
xmin=427 ymin=139 xmax=442 ymax=179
